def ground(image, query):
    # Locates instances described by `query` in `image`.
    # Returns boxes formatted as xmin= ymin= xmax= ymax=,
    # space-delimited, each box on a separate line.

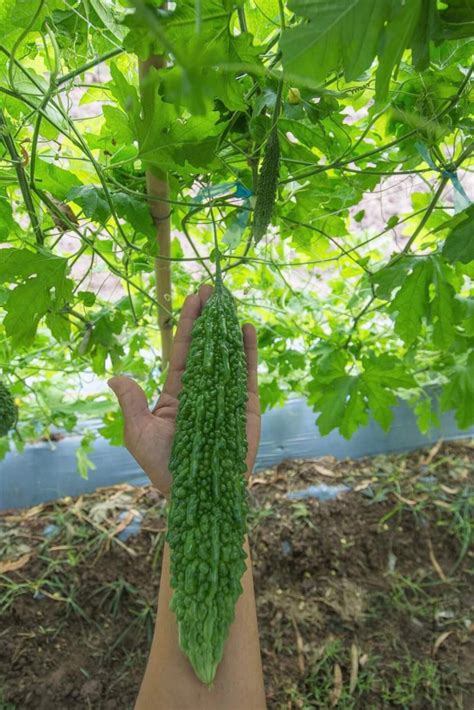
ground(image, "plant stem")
xmin=57 ymin=48 xmax=123 ymax=85
xmin=210 ymin=207 xmax=223 ymax=291
xmin=0 ymin=109 xmax=44 ymax=245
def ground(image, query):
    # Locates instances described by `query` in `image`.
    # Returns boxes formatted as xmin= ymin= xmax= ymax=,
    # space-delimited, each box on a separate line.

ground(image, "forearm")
xmin=134 ymin=537 xmax=267 ymax=710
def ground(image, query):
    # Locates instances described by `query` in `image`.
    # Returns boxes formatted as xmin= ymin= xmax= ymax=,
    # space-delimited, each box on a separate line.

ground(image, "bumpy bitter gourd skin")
xmin=0 ymin=382 xmax=17 ymax=437
xmin=253 ymin=126 xmax=280 ymax=244
xmin=166 ymin=285 xmax=249 ymax=686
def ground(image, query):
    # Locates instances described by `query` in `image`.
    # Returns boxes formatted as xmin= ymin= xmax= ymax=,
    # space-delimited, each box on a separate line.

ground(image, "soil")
xmin=0 ymin=440 xmax=473 ymax=709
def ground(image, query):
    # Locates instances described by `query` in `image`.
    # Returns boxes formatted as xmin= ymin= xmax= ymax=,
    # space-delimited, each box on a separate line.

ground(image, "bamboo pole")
xmin=138 ymin=56 xmax=173 ymax=368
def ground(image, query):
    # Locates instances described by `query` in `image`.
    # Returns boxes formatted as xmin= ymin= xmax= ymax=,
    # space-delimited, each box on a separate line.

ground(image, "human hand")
xmin=108 ymin=285 xmax=260 ymax=498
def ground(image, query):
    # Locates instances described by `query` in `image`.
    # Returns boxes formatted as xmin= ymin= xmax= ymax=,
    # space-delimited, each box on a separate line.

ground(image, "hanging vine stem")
xmin=57 ymin=48 xmax=123 ymax=86
xmin=0 ymin=109 xmax=44 ymax=245
xmin=181 ymin=206 xmax=215 ymax=280
xmin=30 ymin=23 xmax=60 ymax=187
xmin=210 ymin=206 xmax=223 ymax=292
xmin=343 ymin=294 xmax=377 ymax=349
xmin=222 ymin=234 xmax=253 ymax=274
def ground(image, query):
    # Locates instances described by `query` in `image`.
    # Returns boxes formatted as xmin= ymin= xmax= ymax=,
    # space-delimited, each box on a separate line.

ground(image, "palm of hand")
xmin=109 ymin=286 xmax=260 ymax=497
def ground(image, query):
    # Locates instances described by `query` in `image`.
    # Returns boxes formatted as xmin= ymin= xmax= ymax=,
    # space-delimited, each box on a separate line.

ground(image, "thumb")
xmin=108 ymin=376 xmax=149 ymax=422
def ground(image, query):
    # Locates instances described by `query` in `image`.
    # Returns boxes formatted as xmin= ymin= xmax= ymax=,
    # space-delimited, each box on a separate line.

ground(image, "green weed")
xmin=381 ymin=658 xmax=442 ymax=708
xmin=90 ymin=577 xmax=139 ymax=617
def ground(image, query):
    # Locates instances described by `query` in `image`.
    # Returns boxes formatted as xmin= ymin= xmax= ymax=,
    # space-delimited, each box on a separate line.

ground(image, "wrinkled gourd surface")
xmin=0 ymin=382 xmax=16 ymax=437
xmin=167 ymin=285 xmax=249 ymax=686
xmin=253 ymin=126 xmax=280 ymax=244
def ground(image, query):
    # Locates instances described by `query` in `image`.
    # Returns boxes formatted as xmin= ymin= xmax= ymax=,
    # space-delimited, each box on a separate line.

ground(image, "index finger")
xmin=162 ymin=286 xmax=213 ymax=398
xmin=243 ymin=323 xmax=258 ymax=395
xmin=161 ymin=294 xmax=200 ymax=398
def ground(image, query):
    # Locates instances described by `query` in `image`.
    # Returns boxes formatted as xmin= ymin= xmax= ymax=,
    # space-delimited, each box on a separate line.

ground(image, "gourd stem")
xmin=271 ymin=73 xmax=283 ymax=130
xmin=211 ymin=208 xmax=224 ymax=293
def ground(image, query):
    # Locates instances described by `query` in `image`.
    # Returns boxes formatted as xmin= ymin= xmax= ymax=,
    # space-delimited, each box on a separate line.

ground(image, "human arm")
xmin=108 ymin=285 xmax=266 ymax=709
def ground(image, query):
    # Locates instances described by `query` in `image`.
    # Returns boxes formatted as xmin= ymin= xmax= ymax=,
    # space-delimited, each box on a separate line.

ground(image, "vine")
xmin=0 ymin=0 xmax=472 ymax=463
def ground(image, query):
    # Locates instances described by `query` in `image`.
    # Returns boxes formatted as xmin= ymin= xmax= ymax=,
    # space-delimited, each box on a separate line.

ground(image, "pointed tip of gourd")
xmin=189 ymin=653 xmax=218 ymax=687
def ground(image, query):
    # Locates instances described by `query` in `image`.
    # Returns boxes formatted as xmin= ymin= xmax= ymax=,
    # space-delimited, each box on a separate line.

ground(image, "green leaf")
xmin=67 ymin=185 xmax=110 ymax=224
xmin=100 ymin=409 xmax=125 ymax=447
xmin=160 ymin=32 xmax=258 ymax=113
xmin=46 ymin=313 xmax=71 ymax=343
xmin=410 ymin=0 xmax=435 ymax=70
xmin=140 ymin=100 xmax=221 ymax=171
xmin=442 ymin=204 xmax=474 ymax=264
xmin=430 ymin=256 xmax=456 ymax=348
xmin=362 ymin=379 xmax=396 ymax=430
xmin=435 ymin=0 xmax=474 ymax=40
xmin=75 ymin=431 xmax=97 ymax=479
xmin=360 ymin=353 xmax=415 ymax=430
xmin=4 ymin=278 xmax=52 ymax=347
xmin=310 ymin=344 xmax=348 ymax=383
xmin=281 ymin=0 xmax=359 ymax=83
xmin=342 ymin=0 xmax=387 ymax=80
xmin=78 ymin=291 xmax=96 ymax=307
xmin=362 ymin=353 xmax=416 ymax=389
xmin=441 ymin=352 xmax=474 ymax=429
xmin=314 ymin=375 xmax=368 ymax=439
xmin=0 ymin=0 xmax=64 ymax=41
xmin=371 ymin=260 xmax=411 ymax=299
xmin=0 ymin=197 xmax=15 ymax=242
xmin=109 ymin=62 xmax=140 ymax=121
xmin=339 ymin=382 xmax=368 ymax=438
xmin=375 ymin=0 xmax=423 ymax=102
xmin=0 ymin=248 xmax=70 ymax=346
xmin=414 ymin=396 xmax=440 ymax=434
xmin=389 ymin=258 xmax=432 ymax=345
xmin=0 ymin=437 xmax=10 ymax=461
xmin=112 ymin=192 xmax=155 ymax=238
xmin=101 ymin=105 xmax=135 ymax=145
xmin=34 ymin=159 xmax=82 ymax=201
xmin=281 ymin=0 xmax=428 ymax=98
xmin=0 ymin=248 xmax=68 ymax=287
xmin=460 ymin=296 xmax=474 ymax=336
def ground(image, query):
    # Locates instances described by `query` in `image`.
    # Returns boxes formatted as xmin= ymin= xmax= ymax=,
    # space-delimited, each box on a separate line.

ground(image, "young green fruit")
xmin=287 ymin=87 xmax=301 ymax=104
xmin=253 ymin=126 xmax=280 ymax=244
xmin=167 ymin=284 xmax=249 ymax=686
xmin=0 ymin=382 xmax=17 ymax=437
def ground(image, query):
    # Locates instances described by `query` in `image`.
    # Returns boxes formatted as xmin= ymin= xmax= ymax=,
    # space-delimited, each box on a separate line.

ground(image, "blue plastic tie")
xmin=234 ymin=183 xmax=253 ymax=199
xmin=415 ymin=142 xmax=471 ymax=213
xmin=195 ymin=180 xmax=253 ymax=203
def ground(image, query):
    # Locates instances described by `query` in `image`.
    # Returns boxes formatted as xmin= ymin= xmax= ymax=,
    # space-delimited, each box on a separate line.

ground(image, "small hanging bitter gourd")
xmin=0 ymin=382 xmax=17 ymax=437
xmin=253 ymin=125 xmax=280 ymax=244
xmin=167 ymin=276 xmax=249 ymax=686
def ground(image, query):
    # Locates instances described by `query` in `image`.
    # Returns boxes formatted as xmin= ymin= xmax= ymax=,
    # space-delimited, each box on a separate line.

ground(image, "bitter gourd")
xmin=253 ymin=125 xmax=280 ymax=244
xmin=167 ymin=276 xmax=249 ymax=686
xmin=0 ymin=382 xmax=17 ymax=437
